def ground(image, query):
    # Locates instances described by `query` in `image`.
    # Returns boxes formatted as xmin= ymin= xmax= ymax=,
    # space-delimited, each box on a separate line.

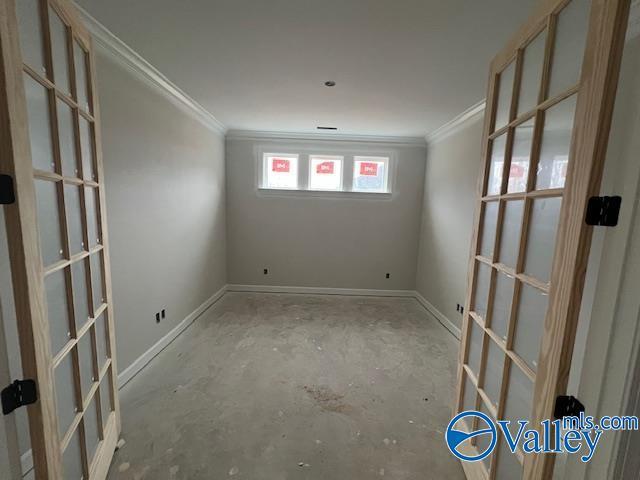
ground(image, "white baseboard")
xmin=413 ymin=291 xmax=461 ymax=340
xmin=226 ymin=284 xmax=416 ymax=297
xmin=117 ymin=285 xmax=227 ymax=388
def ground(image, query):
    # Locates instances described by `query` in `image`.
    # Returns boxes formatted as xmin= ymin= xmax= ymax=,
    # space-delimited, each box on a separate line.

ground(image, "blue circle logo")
xmin=445 ymin=410 xmax=497 ymax=462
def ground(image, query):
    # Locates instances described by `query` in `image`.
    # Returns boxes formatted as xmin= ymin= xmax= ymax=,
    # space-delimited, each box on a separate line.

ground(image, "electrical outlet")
xmin=155 ymin=312 xmax=160 ymax=323
xmin=385 ymin=273 xmax=390 ymax=279
xmin=263 ymin=268 xmax=268 ymax=275
xmin=456 ymin=304 xmax=460 ymax=312
xmin=161 ymin=309 xmax=166 ymax=319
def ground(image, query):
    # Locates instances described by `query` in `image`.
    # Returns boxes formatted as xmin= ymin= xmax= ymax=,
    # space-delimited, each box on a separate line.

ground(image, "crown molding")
xmin=225 ymin=129 xmax=427 ymax=146
xmin=425 ymin=100 xmax=486 ymax=145
xmin=74 ymin=3 xmax=226 ymax=135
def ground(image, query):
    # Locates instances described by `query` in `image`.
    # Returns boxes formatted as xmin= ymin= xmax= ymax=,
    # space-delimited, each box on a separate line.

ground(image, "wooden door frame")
xmin=0 ymin=0 xmax=121 ymax=478
xmin=456 ymin=0 xmax=631 ymax=478
xmin=0 ymin=0 xmax=62 ymax=476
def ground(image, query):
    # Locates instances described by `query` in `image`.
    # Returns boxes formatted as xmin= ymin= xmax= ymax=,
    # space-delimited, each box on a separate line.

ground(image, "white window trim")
xmin=261 ymin=152 xmax=300 ymax=190
xmin=352 ymin=156 xmax=391 ymax=194
xmin=308 ymin=154 xmax=344 ymax=192
xmin=255 ymin=144 xmax=396 ymax=198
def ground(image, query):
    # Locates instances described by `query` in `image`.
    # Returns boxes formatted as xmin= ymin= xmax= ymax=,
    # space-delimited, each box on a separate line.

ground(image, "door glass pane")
xmin=57 ymin=99 xmax=79 ymax=178
xmin=73 ymin=41 xmax=89 ymax=111
xmin=467 ymin=320 xmax=484 ymax=378
xmin=512 ymin=284 xmax=549 ymax=372
xmin=16 ymin=0 xmax=46 ymax=74
xmin=476 ymin=403 xmax=495 ymax=472
xmin=84 ymin=397 xmax=101 ymax=467
xmin=55 ymin=352 xmax=77 ymax=437
xmin=473 ymin=263 xmax=492 ymax=320
xmin=79 ymin=118 xmax=96 ymax=181
xmin=45 ymin=269 xmax=71 ymax=356
xmin=85 ymin=187 xmax=100 ymax=247
xmin=536 ymin=96 xmax=577 ymax=190
xmin=49 ymin=8 xmax=71 ymax=94
xmin=483 ymin=339 xmax=505 ymax=409
xmin=78 ymin=332 xmax=94 ymax=401
xmin=548 ymin=0 xmax=591 ymax=98
xmin=498 ymin=200 xmax=524 ymax=268
xmin=495 ymin=62 xmax=515 ymax=130
xmin=65 ymin=185 xmax=84 ymax=255
xmin=480 ymin=202 xmax=499 ymax=259
xmin=100 ymin=373 xmax=113 ymax=428
xmin=508 ymin=119 xmax=534 ymax=193
xmin=495 ymin=442 xmax=523 ymax=479
xmin=517 ymin=31 xmax=546 ymax=115
xmin=503 ymin=365 xmax=533 ymax=440
xmin=62 ymin=428 xmax=83 ymax=480
xmin=72 ymin=260 xmax=90 ymax=330
xmin=462 ymin=374 xmax=477 ymax=415
xmin=524 ymin=197 xmax=562 ymax=283
xmin=95 ymin=313 xmax=109 ymax=371
xmin=24 ymin=74 xmax=55 ymax=172
xmin=490 ymin=273 xmax=514 ymax=342
xmin=91 ymin=252 xmax=105 ymax=312
xmin=35 ymin=179 xmax=64 ymax=266
xmin=486 ymin=135 xmax=507 ymax=195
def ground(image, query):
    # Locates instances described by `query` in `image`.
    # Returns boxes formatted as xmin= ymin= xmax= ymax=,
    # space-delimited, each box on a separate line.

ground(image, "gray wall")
xmin=96 ymin=49 xmax=227 ymax=372
xmin=225 ymin=138 xmax=426 ymax=290
xmin=416 ymin=118 xmax=484 ymax=329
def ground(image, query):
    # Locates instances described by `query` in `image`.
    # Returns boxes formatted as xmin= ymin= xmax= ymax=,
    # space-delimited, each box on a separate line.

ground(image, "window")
xmin=352 ymin=156 xmax=389 ymax=193
xmin=264 ymin=153 xmax=298 ymax=189
xmin=260 ymin=152 xmax=391 ymax=194
xmin=309 ymin=155 xmax=343 ymax=191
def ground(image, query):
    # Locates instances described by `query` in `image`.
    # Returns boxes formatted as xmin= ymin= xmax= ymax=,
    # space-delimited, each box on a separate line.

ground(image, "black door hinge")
xmin=585 ymin=195 xmax=622 ymax=226
xmin=1 ymin=380 xmax=38 ymax=415
xmin=0 ymin=174 xmax=15 ymax=205
xmin=554 ymin=395 xmax=585 ymax=419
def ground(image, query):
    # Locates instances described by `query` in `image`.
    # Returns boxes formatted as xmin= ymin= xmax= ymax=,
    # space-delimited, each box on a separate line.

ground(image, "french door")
xmin=0 ymin=0 xmax=120 ymax=478
xmin=455 ymin=0 xmax=630 ymax=479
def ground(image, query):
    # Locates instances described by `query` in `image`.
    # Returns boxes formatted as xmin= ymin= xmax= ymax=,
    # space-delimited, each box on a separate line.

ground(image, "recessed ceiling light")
xmin=324 ymin=81 xmax=336 ymax=87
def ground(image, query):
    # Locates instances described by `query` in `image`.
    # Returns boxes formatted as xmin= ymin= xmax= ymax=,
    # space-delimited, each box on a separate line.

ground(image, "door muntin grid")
xmin=457 ymin=0 xmax=594 ymax=477
xmin=16 ymin=1 xmax=116 ymax=478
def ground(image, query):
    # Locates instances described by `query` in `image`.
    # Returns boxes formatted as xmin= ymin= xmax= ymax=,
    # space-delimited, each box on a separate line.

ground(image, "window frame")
xmin=308 ymin=154 xmax=344 ymax=192
xmin=256 ymin=145 xmax=395 ymax=198
xmin=351 ymin=156 xmax=391 ymax=194
xmin=261 ymin=152 xmax=300 ymax=190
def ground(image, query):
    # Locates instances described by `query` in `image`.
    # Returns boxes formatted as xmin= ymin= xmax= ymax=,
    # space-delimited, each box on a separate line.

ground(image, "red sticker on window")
xmin=272 ymin=158 xmax=290 ymax=172
xmin=316 ymin=161 xmax=334 ymax=174
xmin=360 ymin=162 xmax=378 ymax=176
xmin=509 ymin=163 xmax=525 ymax=178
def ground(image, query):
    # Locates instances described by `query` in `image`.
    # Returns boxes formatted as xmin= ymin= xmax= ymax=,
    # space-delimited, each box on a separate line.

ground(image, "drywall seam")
xmin=226 ymin=284 xmax=416 ymax=297
xmin=413 ymin=291 xmax=462 ymax=340
xmin=226 ymin=130 xmax=427 ymax=147
xmin=425 ymin=100 xmax=486 ymax=145
xmin=73 ymin=3 xmax=226 ymax=135
xmin=117 ymin=285 xmax=228 ymax=388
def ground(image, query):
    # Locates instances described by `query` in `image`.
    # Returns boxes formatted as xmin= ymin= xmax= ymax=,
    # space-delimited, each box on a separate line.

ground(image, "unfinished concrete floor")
xmin=107 ymin=293 xmax=465 ymax=479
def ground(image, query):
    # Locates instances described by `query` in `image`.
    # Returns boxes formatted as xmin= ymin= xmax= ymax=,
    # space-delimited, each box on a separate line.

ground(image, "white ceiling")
xmin=76 ymin=0 xmax=538 ymax=138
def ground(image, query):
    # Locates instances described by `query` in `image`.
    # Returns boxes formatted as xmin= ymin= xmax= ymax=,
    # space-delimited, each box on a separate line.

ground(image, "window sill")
xmin=257 ymin=187 xmax=392 ymax=200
